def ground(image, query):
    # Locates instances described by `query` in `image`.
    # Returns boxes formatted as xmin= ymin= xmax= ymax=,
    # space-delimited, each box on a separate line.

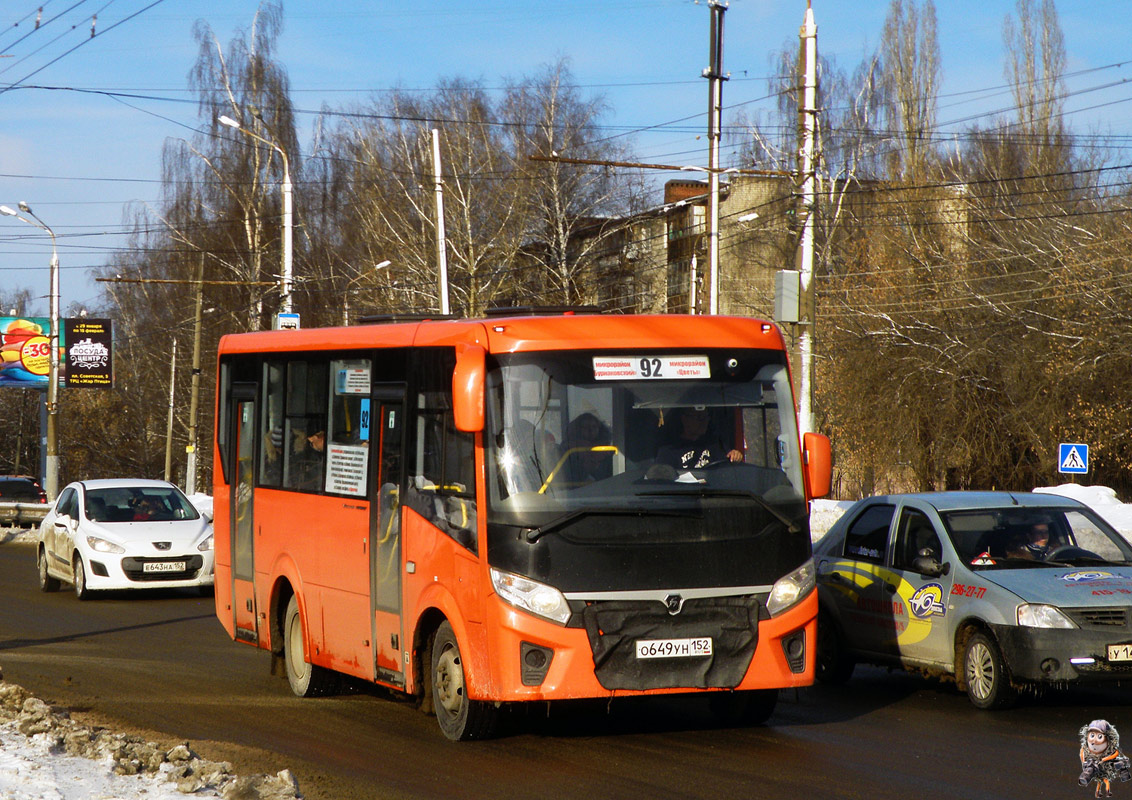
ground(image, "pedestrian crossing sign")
xmin=1058 ymin=443 xmax=1089 ymax=474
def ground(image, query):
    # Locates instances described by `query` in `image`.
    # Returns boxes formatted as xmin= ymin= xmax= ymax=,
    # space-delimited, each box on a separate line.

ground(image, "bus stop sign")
xmin=1058 ymin=443 xmax=1089 ymax=474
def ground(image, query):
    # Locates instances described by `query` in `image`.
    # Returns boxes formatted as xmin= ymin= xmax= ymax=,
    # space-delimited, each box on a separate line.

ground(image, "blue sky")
xmin=1 ymin=0 xmax=1130 ymax=314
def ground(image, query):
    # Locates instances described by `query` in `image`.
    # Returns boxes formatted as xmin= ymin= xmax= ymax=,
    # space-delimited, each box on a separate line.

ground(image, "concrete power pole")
xmin=796 ymin=1 xmax=818 ymax=435
xmin=432 ymin=128 xmax=451 ymax=316
xmin=704 ymin=1 xmax=728 ymax=315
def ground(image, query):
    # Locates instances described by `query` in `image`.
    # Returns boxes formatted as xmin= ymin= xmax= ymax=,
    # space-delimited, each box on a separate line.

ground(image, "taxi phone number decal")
xmin=951 ymin=583 xmax=986 ymax=599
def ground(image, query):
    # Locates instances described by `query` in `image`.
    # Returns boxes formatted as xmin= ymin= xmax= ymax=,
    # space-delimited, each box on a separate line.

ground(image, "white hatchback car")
xmin=37 ymin=479 xmax=214 ymax=599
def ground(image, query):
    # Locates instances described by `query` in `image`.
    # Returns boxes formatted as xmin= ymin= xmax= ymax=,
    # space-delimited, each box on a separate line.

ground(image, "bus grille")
xmin=580 ymin=595 xmax=761 ymax=691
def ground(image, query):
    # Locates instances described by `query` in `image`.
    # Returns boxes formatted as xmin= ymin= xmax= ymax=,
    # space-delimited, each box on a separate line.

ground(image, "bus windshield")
xmin=486 ymin=348 xmax=806 ymax=534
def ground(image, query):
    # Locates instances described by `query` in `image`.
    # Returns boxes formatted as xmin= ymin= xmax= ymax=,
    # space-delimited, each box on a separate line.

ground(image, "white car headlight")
xmin=86 ymin=535 xmax=125 ymax=554
xmin=767 ymin=559 xmax=816 ymax=617
xmin=197 ymin=534 xmax=214 ymax=552
xmin=1017 ymin=603 xmax=1076 ymax=628
xmin=490 ymin=567 xmax=571 ymax=625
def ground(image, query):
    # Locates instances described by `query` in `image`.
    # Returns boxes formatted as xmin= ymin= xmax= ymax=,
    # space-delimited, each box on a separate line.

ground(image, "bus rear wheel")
xmin=431 ymin=621 xmax=498 ymax=741
xmin=283 ymin=595 xmax=337 ymax=697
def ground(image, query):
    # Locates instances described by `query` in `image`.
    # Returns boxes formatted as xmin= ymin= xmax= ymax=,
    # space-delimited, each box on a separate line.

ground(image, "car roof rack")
xmin=484 ymin=305 xmax=603 ymax=317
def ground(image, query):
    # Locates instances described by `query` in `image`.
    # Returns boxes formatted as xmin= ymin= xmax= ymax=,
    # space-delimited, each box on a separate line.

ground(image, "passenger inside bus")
xmin=562 ymin=412 xmax=613 ymax=483
xmin=291 ymin=427 xmax=326 ymax=490
xmin=654 ymin=406 xmax=743 ymax=471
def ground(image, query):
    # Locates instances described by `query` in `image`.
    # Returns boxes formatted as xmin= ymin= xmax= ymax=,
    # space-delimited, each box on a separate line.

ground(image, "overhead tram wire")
xmin=0 ymin=0 xmax=92 ymax=56
xmin=0 ymin=0 xmax=169 ymax=96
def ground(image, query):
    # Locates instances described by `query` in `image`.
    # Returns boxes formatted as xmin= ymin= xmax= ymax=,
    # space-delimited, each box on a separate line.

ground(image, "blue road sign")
xmin=1058 ymin=443 xmax=1089 ymax=474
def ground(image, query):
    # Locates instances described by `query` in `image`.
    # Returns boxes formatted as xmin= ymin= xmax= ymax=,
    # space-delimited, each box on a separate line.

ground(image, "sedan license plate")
xmin=635 ymin=637 xmax=713 ymax=659
xmin=143 ymin=561 xmax=185 ymax=573
xmin=1108 ymin=644 xmax=1132 ymax=663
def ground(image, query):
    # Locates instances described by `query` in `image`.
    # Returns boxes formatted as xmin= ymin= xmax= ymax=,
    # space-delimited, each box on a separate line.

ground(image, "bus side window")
xmin=282 ymin=360 xmax=329 ymax=492
xmin=407 ymin=350 xmax=478 ymax=553
xmin=259 ymin=361 xmax=285 ymax=487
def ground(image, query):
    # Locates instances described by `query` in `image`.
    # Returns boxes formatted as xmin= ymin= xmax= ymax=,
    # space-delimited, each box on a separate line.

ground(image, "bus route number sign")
xmin=593 ymin=355 xmax=710 ymax=381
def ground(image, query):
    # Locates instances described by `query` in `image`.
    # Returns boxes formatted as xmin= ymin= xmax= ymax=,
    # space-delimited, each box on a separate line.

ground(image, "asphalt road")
xmin=0 ymin=539 xmax=1125 ymax=799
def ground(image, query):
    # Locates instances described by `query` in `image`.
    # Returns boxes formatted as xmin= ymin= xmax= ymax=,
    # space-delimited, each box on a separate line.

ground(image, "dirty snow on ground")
xmin=0 ymin=722 xmax=224 ymax=800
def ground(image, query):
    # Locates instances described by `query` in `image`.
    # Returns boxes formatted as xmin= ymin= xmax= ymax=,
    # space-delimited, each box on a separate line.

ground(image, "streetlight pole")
xmin=0 ymin=202 xmax=60 ymax=499
xmin=218 ymin=115 xmax=294 ymax=323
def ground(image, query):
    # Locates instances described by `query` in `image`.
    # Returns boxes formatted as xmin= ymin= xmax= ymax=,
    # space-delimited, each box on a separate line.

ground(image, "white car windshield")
xmin=84 ymin=487 xmax=200 ymax=523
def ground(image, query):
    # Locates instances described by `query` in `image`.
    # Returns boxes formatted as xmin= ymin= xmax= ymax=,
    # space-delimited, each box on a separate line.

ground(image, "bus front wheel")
xmin=431 ymin=621 xmax=498 ymax=741
xmin=283 ymin=595 xmax=337 ymax=697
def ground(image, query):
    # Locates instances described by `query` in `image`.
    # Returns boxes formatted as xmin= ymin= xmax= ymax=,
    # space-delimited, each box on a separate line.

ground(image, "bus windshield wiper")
xmin=638 ymin=488 xmax=802 ymax=534
xmin=526 ymin=507 xmax=698 ymax=543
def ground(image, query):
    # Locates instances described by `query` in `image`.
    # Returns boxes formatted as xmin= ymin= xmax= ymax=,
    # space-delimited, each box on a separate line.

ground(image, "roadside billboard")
xmin=64 ymin=318 xmax=113 ymax=388
xmin=0 ymin=317 xmax=53 ymax=387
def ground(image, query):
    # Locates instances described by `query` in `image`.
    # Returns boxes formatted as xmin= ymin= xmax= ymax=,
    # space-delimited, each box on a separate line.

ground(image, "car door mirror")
xmin=53 ymin=513 xmax=72 ymax=530
xmin=913 ymin=548 xmax=950 ymax=578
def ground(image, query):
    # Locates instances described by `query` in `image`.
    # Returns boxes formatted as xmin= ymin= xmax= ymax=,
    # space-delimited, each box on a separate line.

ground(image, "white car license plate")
xmin=1108 ymin=644 xmax=1132 ymax=662
xmin=635 ymin=637 xmax=713 ymax=659
xmin=143 ymin=561 xmax=185 ymax=573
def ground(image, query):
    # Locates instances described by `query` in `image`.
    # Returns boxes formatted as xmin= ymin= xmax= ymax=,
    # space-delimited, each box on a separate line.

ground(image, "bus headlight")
xmin=490 ymin=567 xmax=571 ymax=625
xmin=766 ymin=559 xmax=815 ymax=617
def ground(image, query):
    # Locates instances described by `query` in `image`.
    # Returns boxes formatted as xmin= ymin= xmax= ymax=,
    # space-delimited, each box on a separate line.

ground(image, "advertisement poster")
xmin=0 ymin=317 xmax=53 ymax=387
xmin=64 ymin=318 xmax=113 ymax=388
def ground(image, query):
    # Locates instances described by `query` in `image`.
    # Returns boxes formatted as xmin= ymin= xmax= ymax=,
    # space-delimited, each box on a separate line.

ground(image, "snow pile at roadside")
xmin=809 ymin=484 xmax=1132 ymax=544
xmin=0 ymin=680 xmax=301 ymax=800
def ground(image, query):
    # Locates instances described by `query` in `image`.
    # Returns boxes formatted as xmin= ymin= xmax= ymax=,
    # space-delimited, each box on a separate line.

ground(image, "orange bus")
xmin=212 ymin=311 xmax=831 ymax=740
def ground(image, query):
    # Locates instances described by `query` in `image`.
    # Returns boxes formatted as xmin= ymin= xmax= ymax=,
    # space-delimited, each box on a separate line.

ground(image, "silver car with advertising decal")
xmin=813 ymin=491 xmax=1132 ymax=709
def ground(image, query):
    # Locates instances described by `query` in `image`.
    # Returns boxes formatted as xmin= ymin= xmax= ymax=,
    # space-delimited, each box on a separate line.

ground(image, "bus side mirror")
xmin=453 ymin=343 xmax=485 ymax=433
xmin=803 ymin=432 xmax=832 ymax=499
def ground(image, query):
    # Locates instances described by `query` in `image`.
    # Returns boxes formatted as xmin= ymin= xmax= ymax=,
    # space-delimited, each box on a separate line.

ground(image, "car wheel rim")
xmin=38 ymin=552 xmax=47 ymax=585
xmin=434 ymin=643 xmax=465 ymax=717
xmin=966 ymin=641 xmax=994 ymax=700
xmin=74 ymin=561 xmax=84 ymax=595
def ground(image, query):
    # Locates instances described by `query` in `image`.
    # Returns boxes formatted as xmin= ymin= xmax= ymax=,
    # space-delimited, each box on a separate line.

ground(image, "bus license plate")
xmin=635 ymin=637 xmax=713 ymax=659
xmin=1108 ymin=644 xmax=1132 ymax=662
xmin=143 ymin=561 xmax=185 ymax=573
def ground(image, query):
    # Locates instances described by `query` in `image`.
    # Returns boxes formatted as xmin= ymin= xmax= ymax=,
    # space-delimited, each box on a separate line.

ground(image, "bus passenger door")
xmin=228 ymin=383 xmax=259 ymax=644
xmin=370 ymin=385 xmax=406 ymax=686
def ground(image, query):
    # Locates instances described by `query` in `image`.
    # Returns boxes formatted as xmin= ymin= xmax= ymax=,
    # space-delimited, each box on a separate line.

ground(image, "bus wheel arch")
xmin=282 ymin=593 xmax=339 ymax=697
xmin=429 ymin=619 xmax=499 ymax=741
xmin=413 ymin=608 xmax=447 ymax=715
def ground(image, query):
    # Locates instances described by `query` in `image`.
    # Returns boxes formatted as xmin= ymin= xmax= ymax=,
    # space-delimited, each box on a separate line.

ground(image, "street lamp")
xmin=342 ymin=260 xmax=392 ymax=326
xmin=0 ymin=202 xmax=60 ymax=500
xmin=218 ymin=114 xmax=294 ymax=324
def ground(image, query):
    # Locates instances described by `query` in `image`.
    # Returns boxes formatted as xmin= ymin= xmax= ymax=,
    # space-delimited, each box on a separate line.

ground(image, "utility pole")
xmin=164 ymin=338 xmax=177 ymax=481
xmin=796 ymin=0 xmax=818 ymax=435
xmin=185 ymin=255 xmax=205 ymax=495
xmin=703 ymin=1 xmax=728 ymax=315
xmin=432 ymin=128 xmax=451 ymax=315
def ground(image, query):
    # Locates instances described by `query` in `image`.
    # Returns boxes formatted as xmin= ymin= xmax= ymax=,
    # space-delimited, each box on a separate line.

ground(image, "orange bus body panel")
xmin=214 ymin=313 xmax=815 ymax=711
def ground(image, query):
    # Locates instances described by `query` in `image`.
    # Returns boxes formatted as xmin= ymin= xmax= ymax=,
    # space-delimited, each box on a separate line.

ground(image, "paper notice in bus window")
xmin=325 ymin=444 xmax=368 ymax=496
xmin=335 ymin=368 xmax=370 ymax=395
xmin=592 ymin=356 xmax=710 ymax=381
